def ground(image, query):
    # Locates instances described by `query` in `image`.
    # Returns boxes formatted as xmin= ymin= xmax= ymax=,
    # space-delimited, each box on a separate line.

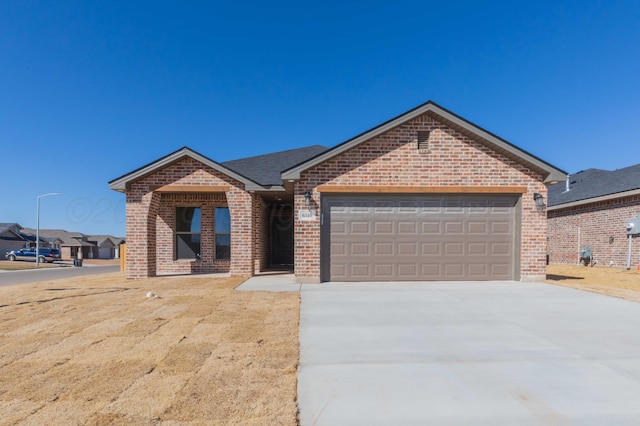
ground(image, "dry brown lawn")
xmin=0 ymin=273 xmax=299 ymax=425
xmin=546 ymin=264 xmax=640 ymax=302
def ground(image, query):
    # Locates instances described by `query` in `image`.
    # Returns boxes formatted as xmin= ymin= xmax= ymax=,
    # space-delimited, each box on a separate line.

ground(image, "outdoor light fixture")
xmin=533 ymin=192 xmax=545 ymax=208
xmin=304 ymin=191 xmax=312 ymax=206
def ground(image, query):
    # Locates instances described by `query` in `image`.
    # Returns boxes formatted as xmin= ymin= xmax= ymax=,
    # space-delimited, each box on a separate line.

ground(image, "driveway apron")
xmin=298 ymin=282 xmax=640 ymax=425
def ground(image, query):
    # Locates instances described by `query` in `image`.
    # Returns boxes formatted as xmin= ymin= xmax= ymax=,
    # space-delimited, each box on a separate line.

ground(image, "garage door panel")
xmin=397 ymin=263 xmax=417 ymax=277
xmin=421 ymin=263 xmax=441 ymax=276
xmin=374 ymin=221 xmax=394 ymax=234
xmin=444 ymin=242 xmax=463 ymax=255
xmin=331 ymin=242 xmax=346 ymax=256
xmin=421 ymin=222 xmax=441 ymax=234
xmin=444 ymin=263 xmax=464 ymax=277
xmin=491 ymin=264 xmax=510 ymax=277
xmin=350 ymin=263 xmax=371 ymax=278
xmin=350 ymin=242 xmax=371 ymax=256
xmin=397 ymin=242 xmax=418 ymax=256
xmin=350 ymin=222 xmax=371 ymax=234
xmin=445 ymin=221 xmax=464 ymax=233
xmin=398 ymin=221 xmax=417 ymax=234
xmin=468 ymin=263 xmax=487 ymax=276
xmin=467 ymin=242 xmax=488 ymax=255
xmin=326 ymin=194 xmax=517 ymax=281
xmin=374 ymin=264 xmax=394 ymax=277
xmin=373 ymin=242 xmax=394 ymax=255
xmin=421 ymin=242 xmax=440 ymax=255
xmin=491 ymin=221 xmax=510 ymax=234
xmin=332 ymin=220 xmax=346 ymax=235
xmin=491 ymin=242 xmax=510 ymax=255
xmin=468 ymin=222 xmax=487 ymax=234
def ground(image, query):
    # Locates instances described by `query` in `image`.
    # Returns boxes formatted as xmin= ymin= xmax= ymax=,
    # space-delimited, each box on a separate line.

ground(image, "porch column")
xmin=227 ymin=190 xmax=254 ymax=277
xmin=126 ymin=189 xmax=160 ymax=278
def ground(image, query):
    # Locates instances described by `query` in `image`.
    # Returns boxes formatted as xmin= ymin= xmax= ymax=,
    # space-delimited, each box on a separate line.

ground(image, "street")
xmin=0 ymin=264 xmax=120 ymax=287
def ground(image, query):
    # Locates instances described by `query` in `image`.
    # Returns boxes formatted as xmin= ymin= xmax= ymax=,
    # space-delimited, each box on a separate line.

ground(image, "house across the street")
xmin=111 ymin=101 xmax=567 ymax=282
xmin=12 ymin=228 xmax=124 ymax=260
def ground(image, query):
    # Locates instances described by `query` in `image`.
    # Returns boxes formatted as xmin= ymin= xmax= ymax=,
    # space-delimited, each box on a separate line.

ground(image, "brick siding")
xmin=294 ymin=113 xmax=548 ymax=282
xmin=125 ymin=157 xmax=254 ymax=278
xmin=548 ymin=195 xmax=640 ymax=268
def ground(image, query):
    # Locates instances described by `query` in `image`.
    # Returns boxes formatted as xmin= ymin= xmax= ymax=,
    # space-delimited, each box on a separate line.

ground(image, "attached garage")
xmin=321 ymin=194 xmax=520 ymax=281
xmin=284 ymin=101 xmax=567 ymax=283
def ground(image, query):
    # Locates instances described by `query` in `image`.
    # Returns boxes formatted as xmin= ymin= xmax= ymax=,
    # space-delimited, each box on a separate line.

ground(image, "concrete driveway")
xmin=298 ymin=282 xmax=640 ymax=425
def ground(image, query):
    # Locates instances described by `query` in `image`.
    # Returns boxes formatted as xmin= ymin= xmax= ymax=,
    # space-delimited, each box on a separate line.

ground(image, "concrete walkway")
xmin=235 ymin=273 xmax=301 ymax=292
xmin=298 ymin=281 xmax=640 ymax=425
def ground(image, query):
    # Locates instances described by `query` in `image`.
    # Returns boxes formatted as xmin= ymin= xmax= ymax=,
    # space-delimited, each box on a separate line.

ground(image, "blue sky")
xmin=1 ymin=1 xmax=639 ymax=237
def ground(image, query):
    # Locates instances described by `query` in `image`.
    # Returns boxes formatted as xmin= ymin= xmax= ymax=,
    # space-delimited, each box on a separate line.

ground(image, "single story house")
xmin=548 ymin=164 xmax=640 ymax=267
xmin=88 ymin=235 xmax=126 ymax=259
xmin=110 ymin=100 xmax=566 ymax=282
xmin=0 ymin=223 xmax=28 ymax=254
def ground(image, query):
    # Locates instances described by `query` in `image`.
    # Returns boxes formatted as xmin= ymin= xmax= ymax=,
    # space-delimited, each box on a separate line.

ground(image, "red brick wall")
xmin=253 ymin=195 xmax=269 ymax=272
xmin=156 ymin=193 xmax=230 ymax=275
xmin=125 ymin=157 xmax=253 ymax=278
xmin=294 ymin=113 xmax=547 ymax=282
xmin=548 ymin=195 xmax=640 ymax=268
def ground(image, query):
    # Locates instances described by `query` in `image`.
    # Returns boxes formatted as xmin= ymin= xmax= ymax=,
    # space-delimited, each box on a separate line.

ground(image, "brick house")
xmin=547 ymin=164 xmax=640 ymax=268
xmin=109 ymin=101 xmax=566 ymax=282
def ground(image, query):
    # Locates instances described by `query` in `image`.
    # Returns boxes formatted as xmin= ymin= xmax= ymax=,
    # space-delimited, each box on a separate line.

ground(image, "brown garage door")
xmin=321 ymin=194 xmax=519 ymax=281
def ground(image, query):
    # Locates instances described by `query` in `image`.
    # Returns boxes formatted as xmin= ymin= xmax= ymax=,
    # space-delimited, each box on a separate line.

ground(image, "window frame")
xmin=175 ymin=206 xmax=202 ymax=260
xmin=214 ymin=206 xmax=231 ymax=260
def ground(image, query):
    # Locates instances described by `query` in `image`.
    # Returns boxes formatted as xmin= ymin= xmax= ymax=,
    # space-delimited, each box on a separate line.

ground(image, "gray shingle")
xmin=548 ymin=164 xmax=640 ymax=207
xmin=221 ymin=145 xmax=329 ymax=186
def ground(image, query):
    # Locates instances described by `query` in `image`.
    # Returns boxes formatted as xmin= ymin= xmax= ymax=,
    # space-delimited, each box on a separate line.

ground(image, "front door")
xmin=271 ymin=216 xmax=293 ymax=265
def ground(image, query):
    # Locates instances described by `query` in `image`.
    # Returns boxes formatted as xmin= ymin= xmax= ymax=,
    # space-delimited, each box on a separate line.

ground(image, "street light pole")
xmin=36 ymin=192 xmax=61 ymax=267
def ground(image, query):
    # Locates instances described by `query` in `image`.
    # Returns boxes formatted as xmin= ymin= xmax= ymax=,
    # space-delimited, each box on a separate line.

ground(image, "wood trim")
xmin=152 ymin=185 xmax=230 ymax=193
xmin=316 ymin=185 xmax=527 ymax=194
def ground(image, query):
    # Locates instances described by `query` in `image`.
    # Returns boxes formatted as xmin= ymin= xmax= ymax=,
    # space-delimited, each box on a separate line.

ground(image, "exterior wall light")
xmin=304 ymin=191 xmax=312 ymax=206
xmin=533 ymin=192 xmax=545 ymax=207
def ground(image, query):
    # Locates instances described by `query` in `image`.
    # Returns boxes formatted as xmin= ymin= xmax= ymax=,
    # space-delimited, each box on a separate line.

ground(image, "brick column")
xmin=126 ymin=187 xmax=160 ymax=278
xmin=227 ymin=189 xmax=254 ymax=276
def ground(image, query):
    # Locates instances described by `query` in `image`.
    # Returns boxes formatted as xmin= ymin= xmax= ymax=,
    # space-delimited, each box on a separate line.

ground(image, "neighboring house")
xmin=0 ymin=223 xmax=28 ymax=254
xmin=20 ymin=229 xmax=98 ymax=260
xmin=547 ymin=164 xmax=640 ymax=267
xmin=110 ymin=100 xmax=566 ymax=282
xmin=88 ymin=235 xmax=126 ymax=259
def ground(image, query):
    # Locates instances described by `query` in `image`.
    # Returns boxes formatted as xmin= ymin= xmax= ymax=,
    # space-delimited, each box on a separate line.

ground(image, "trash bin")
xmin=74 ymin=259 xmax=83 ymax=267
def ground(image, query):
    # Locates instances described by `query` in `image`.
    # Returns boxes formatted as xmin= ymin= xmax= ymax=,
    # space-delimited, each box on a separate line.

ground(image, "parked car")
xmin=5 ymin=248 xmax=62 ymax=263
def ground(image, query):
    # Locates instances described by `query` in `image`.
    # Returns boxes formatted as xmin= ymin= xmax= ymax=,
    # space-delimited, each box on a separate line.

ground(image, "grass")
xmin=1 ymin=263 xmax=638 ymax=424
xmin=0 ymin=273 xmax=299 ymax=425
xmin=545 ymin=264 xmax=640 ymax=302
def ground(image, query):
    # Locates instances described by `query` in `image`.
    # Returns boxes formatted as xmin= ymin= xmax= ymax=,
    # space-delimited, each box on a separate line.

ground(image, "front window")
xmin=176 ymin=207 xmax=201 ymax=259
xmin=215 ymin=207 xmax=231 ymax=259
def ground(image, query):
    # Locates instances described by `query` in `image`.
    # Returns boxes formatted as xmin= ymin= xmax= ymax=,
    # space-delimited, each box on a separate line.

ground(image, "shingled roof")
xmin=548 ymin=163 xmax=640 ymax=208
xmin=222 ymin=145 xmax=329 ymax=186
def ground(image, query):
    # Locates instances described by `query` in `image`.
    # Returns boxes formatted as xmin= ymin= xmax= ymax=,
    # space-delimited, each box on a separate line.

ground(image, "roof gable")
xmin=108 ymin=147 xmax=264 ymax=192
xmin=0 ymin=227 xmax=25 ymax=240
xmin=281 ymin=101 xmax=566 ymax=184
